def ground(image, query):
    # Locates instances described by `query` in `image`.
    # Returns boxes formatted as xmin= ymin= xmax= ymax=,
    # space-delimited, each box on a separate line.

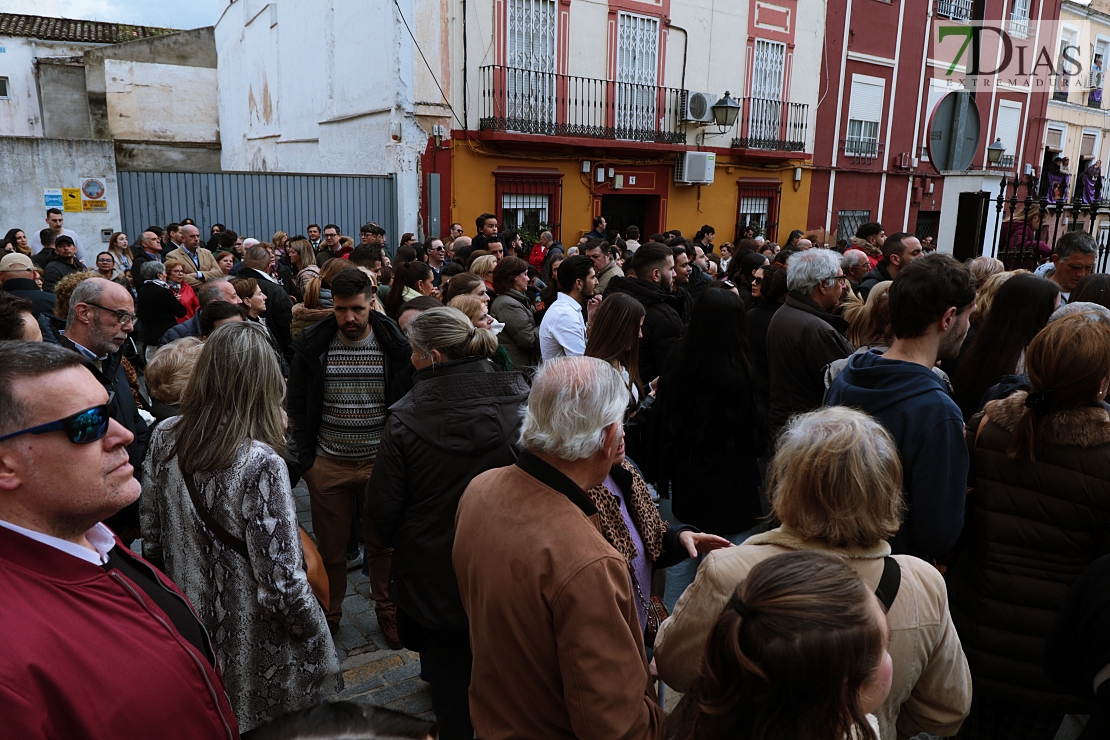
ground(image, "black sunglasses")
xmin=0 ymin=392 xmax=116 ymax=445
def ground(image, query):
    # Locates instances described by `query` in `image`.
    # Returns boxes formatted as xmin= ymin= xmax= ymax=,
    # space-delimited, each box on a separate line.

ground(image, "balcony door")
xmin=506 ymin=0 xmax=557 ymax=130
xmin=616 ymin=12 xmax=659 ymax=140
xmin=749 ymin=39 xmax=786 ymax=148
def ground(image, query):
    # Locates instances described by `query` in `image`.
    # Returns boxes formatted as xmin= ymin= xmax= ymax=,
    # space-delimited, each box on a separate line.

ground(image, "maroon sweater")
xmin=0 ymin=526 xmax=239 ymax=739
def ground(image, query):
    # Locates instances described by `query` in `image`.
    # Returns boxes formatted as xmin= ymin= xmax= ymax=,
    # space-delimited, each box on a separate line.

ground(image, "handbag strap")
xmin=183 ymin=470 xmax=250 ymax=560
xmin=875 ymin=556 xmax=902 ymax=611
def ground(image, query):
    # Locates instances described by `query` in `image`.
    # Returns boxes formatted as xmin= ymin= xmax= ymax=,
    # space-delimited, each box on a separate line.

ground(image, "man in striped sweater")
xmin=288 ymin=269 xmax=411 ymax=646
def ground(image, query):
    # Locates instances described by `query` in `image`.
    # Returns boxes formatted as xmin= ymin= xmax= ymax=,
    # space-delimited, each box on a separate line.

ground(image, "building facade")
xmin=808 ymin=0 xmax=1062 ymax=252
xmin=423 ymin=0 xmax=827 ymax=245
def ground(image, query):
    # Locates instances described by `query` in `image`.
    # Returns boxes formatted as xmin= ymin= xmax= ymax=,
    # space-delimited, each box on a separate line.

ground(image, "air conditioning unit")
xmin=675 ymin=152 xmax=716 ymax=184
xmin=680 ymin=91 xmax=717 ymax=123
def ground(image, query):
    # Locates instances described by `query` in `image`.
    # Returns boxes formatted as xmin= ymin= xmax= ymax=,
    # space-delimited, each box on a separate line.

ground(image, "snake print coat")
xmin=140 ymin=421 xmax=341 ymax=731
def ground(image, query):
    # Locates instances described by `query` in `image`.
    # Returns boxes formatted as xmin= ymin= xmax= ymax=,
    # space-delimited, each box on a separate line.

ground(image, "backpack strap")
xmin=875 ymin=556 xmax=902 ymax=611
xmin=183 ymin=470 xmax=250 ymax=560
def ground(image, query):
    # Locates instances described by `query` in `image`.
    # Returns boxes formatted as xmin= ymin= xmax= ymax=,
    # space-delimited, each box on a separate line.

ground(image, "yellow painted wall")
xmin=450 ymin=140 xmax=811 ymax=243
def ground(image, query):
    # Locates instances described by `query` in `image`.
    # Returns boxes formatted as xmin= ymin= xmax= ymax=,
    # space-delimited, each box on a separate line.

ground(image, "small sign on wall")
xmin=44 ymin=189 xmax=63 ymax=209
xmin=80 ymin=178 xmax=108 ymax=213
xmin=63 ymin=188 xmax=81 ymax=212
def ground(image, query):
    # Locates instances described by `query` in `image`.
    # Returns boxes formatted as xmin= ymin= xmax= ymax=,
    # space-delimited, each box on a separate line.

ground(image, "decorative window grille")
xmin=750 ymin=40 xmax=786 ymax=143
xmin=837 ymin=210 xmax=872 ymax=242
xmin=501 ymin=194 xmax=550 ymax=236
xmin=1009 ymin=0 xmax=1030 ymax=39
xmin=845 ymin=75 xmax=884 ymax=158
xmin=506 ymin=0 xmax=557 ymax=127
xmin=736 ymin=183 xmax=782 ymax=242
xmin=615 ymin=12 xmax=659 ymax=140
xmin=494 ymin=168 xmax=563 ymax=243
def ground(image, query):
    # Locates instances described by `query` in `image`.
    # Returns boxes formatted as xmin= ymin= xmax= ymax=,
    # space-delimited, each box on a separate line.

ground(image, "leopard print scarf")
xmin=586 ymin=461 xmax=668 ymax=567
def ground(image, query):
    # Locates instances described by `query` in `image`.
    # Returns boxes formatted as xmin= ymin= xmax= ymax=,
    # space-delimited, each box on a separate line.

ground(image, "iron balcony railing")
xmin=731 ymin=97 xmax=808 ymax=151
xmin=479 ymin=65 xmax=686 ymax=144
xmin=936 ymin=0 xmax=973 ymax=21
xmin=840 ymin=137 xmax=885 ymax=165
xmin=1008 ymin=12 xmax=1030 ymax=39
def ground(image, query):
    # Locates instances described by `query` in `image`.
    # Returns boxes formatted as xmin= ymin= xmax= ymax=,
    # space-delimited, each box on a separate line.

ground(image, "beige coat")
xmin=164 ymin=246 xmax=224 ymax=288
xmin=654 ymin=527 xmax=971 ymax=740
xmin=453 ymin=455 xmax=665 ymax=740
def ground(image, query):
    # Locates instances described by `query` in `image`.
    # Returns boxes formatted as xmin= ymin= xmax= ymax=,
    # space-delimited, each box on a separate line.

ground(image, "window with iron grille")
xmin=494 ymin=168 xmax=563 ymax=244
xmin=736 ymin=183 xmax=781 ymax=242
xmin=750 ymin=40 xmax=786 ymax=146
xmin=936 ymin=0 xmax=973 ymax=21
xmin=506 ymin=0 xmax=557 ymax=128
xmin=615 ymin=12 xmax=659 ymax=140
xmin=1009 ymin=0 xmax=1030 ymax=39
xmin=837 ymin=210 xmax=872 ymax=242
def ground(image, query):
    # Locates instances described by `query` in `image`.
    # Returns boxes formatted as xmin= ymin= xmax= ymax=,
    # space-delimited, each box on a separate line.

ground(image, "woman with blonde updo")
xmin=447 ymin=294 xmax=512 ymax=371
xmin=366 ymin=306 xmax=529 ymax=739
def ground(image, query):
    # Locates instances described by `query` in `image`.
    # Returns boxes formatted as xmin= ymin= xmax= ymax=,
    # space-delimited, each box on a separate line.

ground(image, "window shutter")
xmin=1046 ymin=127 xmax=1065 ymax=150
xmin=1082 ymin=132 xmax=1097 ymax=157
xmin=848 ymin=75 xmax=885 ymax=124
xmin=753 ymin=40 xmax=786 ymax=102
xmin=994 ymin=102 xmax=1022 ymax=154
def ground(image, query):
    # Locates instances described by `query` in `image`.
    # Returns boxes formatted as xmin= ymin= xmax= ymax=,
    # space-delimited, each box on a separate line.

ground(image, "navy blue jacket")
xmin=825 ymin=349 xmax=968 ymax=560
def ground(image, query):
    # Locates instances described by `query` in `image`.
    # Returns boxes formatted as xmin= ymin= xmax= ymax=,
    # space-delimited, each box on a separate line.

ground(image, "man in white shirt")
xmin=27 ymin=208 xmax=85 ymax=264
xmin=539 ymin=255 xmax=600 ymax=361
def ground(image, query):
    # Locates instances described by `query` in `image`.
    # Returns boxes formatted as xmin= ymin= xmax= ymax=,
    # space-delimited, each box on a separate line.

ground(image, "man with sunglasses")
xmin=425 ymin=236 xmax=446 ymax=287
xmin=0 ymin=341 xmax=239 ymax=739
xmin=58 ymin=278 xmax=150 ymax=541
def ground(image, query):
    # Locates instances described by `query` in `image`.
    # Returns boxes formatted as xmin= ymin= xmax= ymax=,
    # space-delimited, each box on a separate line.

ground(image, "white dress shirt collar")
xmin=0 ymin=518 xmax=116 ymax=565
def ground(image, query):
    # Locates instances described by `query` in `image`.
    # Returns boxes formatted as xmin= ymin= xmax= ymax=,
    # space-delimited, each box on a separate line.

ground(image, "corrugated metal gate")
xmin=118 ymin=171 xmax=397 ymax=245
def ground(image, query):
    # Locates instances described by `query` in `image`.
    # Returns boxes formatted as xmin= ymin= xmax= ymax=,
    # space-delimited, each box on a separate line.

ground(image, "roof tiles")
xmin=0 ymin=13 xmax=177 ymax=44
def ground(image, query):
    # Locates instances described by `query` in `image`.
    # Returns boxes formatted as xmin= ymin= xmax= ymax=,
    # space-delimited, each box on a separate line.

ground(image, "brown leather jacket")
xmin=453 ymin=452 xmax=665 ymax=740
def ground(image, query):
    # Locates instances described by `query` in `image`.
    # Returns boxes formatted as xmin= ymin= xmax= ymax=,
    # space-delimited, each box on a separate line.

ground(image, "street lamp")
xmin=711 ymin=91 xmax=741 ymax=132
xmin=987 ymin=137 xmax=1006 ymax=166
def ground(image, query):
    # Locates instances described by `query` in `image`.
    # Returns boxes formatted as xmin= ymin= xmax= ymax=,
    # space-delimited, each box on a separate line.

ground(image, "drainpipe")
xmin=668 ymin=23 xmax=689 ymax=92
xmin=462 ymin=0 xmax=468 ymax=130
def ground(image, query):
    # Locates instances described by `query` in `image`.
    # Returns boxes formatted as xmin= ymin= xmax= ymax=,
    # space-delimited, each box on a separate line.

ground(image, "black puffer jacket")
xmin=287 ymin=312 xmax=411 ymax=473
xmin=605 ymin=276 xmax=684 ymax=384
xmin=365 ymin=357 xmax=529 ymax=630
xmin=950 ymin=391 xmax=1110 ymax=713
xmin=859 ymin=260 xmax=894 ymax=299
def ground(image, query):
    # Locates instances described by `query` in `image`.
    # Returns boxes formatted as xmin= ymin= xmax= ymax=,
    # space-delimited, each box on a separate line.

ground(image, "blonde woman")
xmin=145 ymin=337 xmax=203 ymax=422
xmin=141 ymin=321 xmax=341 ymax=731
xmin=288 ymin=238 xmax=319 ymax=295
xmin=469 ymin=254 xmax=497 ymax=289
xmin=656 ymin=406 xmax=971 ymax=740
xmin=448 ymin=294 xmax=512 ymax=371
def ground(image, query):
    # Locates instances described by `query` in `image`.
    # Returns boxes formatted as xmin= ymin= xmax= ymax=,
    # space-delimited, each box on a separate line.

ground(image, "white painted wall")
xmin=216 ymin=0 xmax=432 ymax=239
xmin=0 ymin=37 xmax=109 ymax=137
xmin=104 ymin=59 xmax=219 ymax=143
xmin=936 ymin=171 xmax=1004 ymax=256
xmin=0 ymin=137 xmax=121 ymax=252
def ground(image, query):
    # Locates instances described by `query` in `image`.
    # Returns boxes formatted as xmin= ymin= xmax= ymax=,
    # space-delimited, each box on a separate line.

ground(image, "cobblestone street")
xmin=292 ymin=481 xmax=435 ymax=721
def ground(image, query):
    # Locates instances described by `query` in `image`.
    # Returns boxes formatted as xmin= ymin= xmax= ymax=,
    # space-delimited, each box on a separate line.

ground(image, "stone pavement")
xmin=292 ymin=480 xmax=435 ymax=721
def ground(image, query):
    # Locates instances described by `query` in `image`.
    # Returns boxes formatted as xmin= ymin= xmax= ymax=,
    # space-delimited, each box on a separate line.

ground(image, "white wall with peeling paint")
xmin=215 ymin=0 xmax=441 ymax=240
xmin=104 ymin=59 xmax=219 ymax=143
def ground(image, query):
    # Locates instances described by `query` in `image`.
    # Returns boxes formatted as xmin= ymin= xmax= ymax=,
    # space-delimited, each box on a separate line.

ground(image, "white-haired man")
xmin=766 ymin=249 xmax=854 ymax=437
xmin=453 ymin=356 xmax=665 ymax=740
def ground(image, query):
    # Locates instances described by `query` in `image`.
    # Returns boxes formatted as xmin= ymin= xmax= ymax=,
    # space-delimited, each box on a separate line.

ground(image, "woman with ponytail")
xmin=383 ymin=260 xmax=436 ymax=320
xmin=366 ymin=306 xmax=529 ymax=739
xmin=667 ymin=550 xmax=893 ymax=740
xmin=657 ymin=406 xmax=971 ymax=740
xmin=949 ymin=313 xmax=1110 ymax=739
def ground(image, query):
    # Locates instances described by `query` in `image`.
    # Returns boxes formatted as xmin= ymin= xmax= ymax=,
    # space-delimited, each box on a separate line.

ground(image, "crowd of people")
xmin=4 ymin=205 xmax=1110 ymax=740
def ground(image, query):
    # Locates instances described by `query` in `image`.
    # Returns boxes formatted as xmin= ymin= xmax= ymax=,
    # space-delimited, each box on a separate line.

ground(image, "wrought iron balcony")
xmin=479 ymin=65 xmax=685 ymax=144
xmin=1008 ymin=12 xmax=1030 ymax=39
xmin=840 ymin=137 xmax=885 ymax=165
xmin=936 ymin=0 xmax=973 ymax=21
xmin=730 ymin=97 xmax=808 ymax=151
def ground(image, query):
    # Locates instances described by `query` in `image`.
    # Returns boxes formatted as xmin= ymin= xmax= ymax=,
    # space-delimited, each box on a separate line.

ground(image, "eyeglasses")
xmin=429 ymin=245 xmax=445 ymax=252
xmin=85 ymin=302 xmax=137 ymax=325
xmin=0 ymin=392 xmax=116 ymax=445
xmin=833 ymin=275 xmax=848 ymax=284
xmin=752 ymin=277 xmax=764 ymax=285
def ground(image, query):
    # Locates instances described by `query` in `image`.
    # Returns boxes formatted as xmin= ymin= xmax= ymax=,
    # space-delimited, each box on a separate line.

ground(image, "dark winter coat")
xmin=43 ymin=254 xmax=86 ymax=293
xmin=2 ymin=276 xmax=55 ymax=318
xmin=949 ymin=391 xmax=1110 ymax=713
xmin=287 ymin=313 xmax=411 ymax=473
xmin=489 ymin=289 xmax=537 ymax=373
xmin=366 ymin=357 xmax=529 ymax=630
xmin=747 ymin=301 xmax=780 ymax=391
xmin=237 ymin=266 xmax=295 ymax=360
xmin=604 ymin=276 xmax=684 ymax=384
xmin=136 ymin=281 xmax=187 ymax=345
xmin=766 ymin=292 xmax=853 ymax=435
xmin=859 ymin=260 xmax=894 ymax=299
xmin=161 ymin=313 xmax=200 ymax=344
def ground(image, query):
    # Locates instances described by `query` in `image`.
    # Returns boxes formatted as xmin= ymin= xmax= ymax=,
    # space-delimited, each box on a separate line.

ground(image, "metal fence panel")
xmin=118 ymin=171 xmax=397 ymax=246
